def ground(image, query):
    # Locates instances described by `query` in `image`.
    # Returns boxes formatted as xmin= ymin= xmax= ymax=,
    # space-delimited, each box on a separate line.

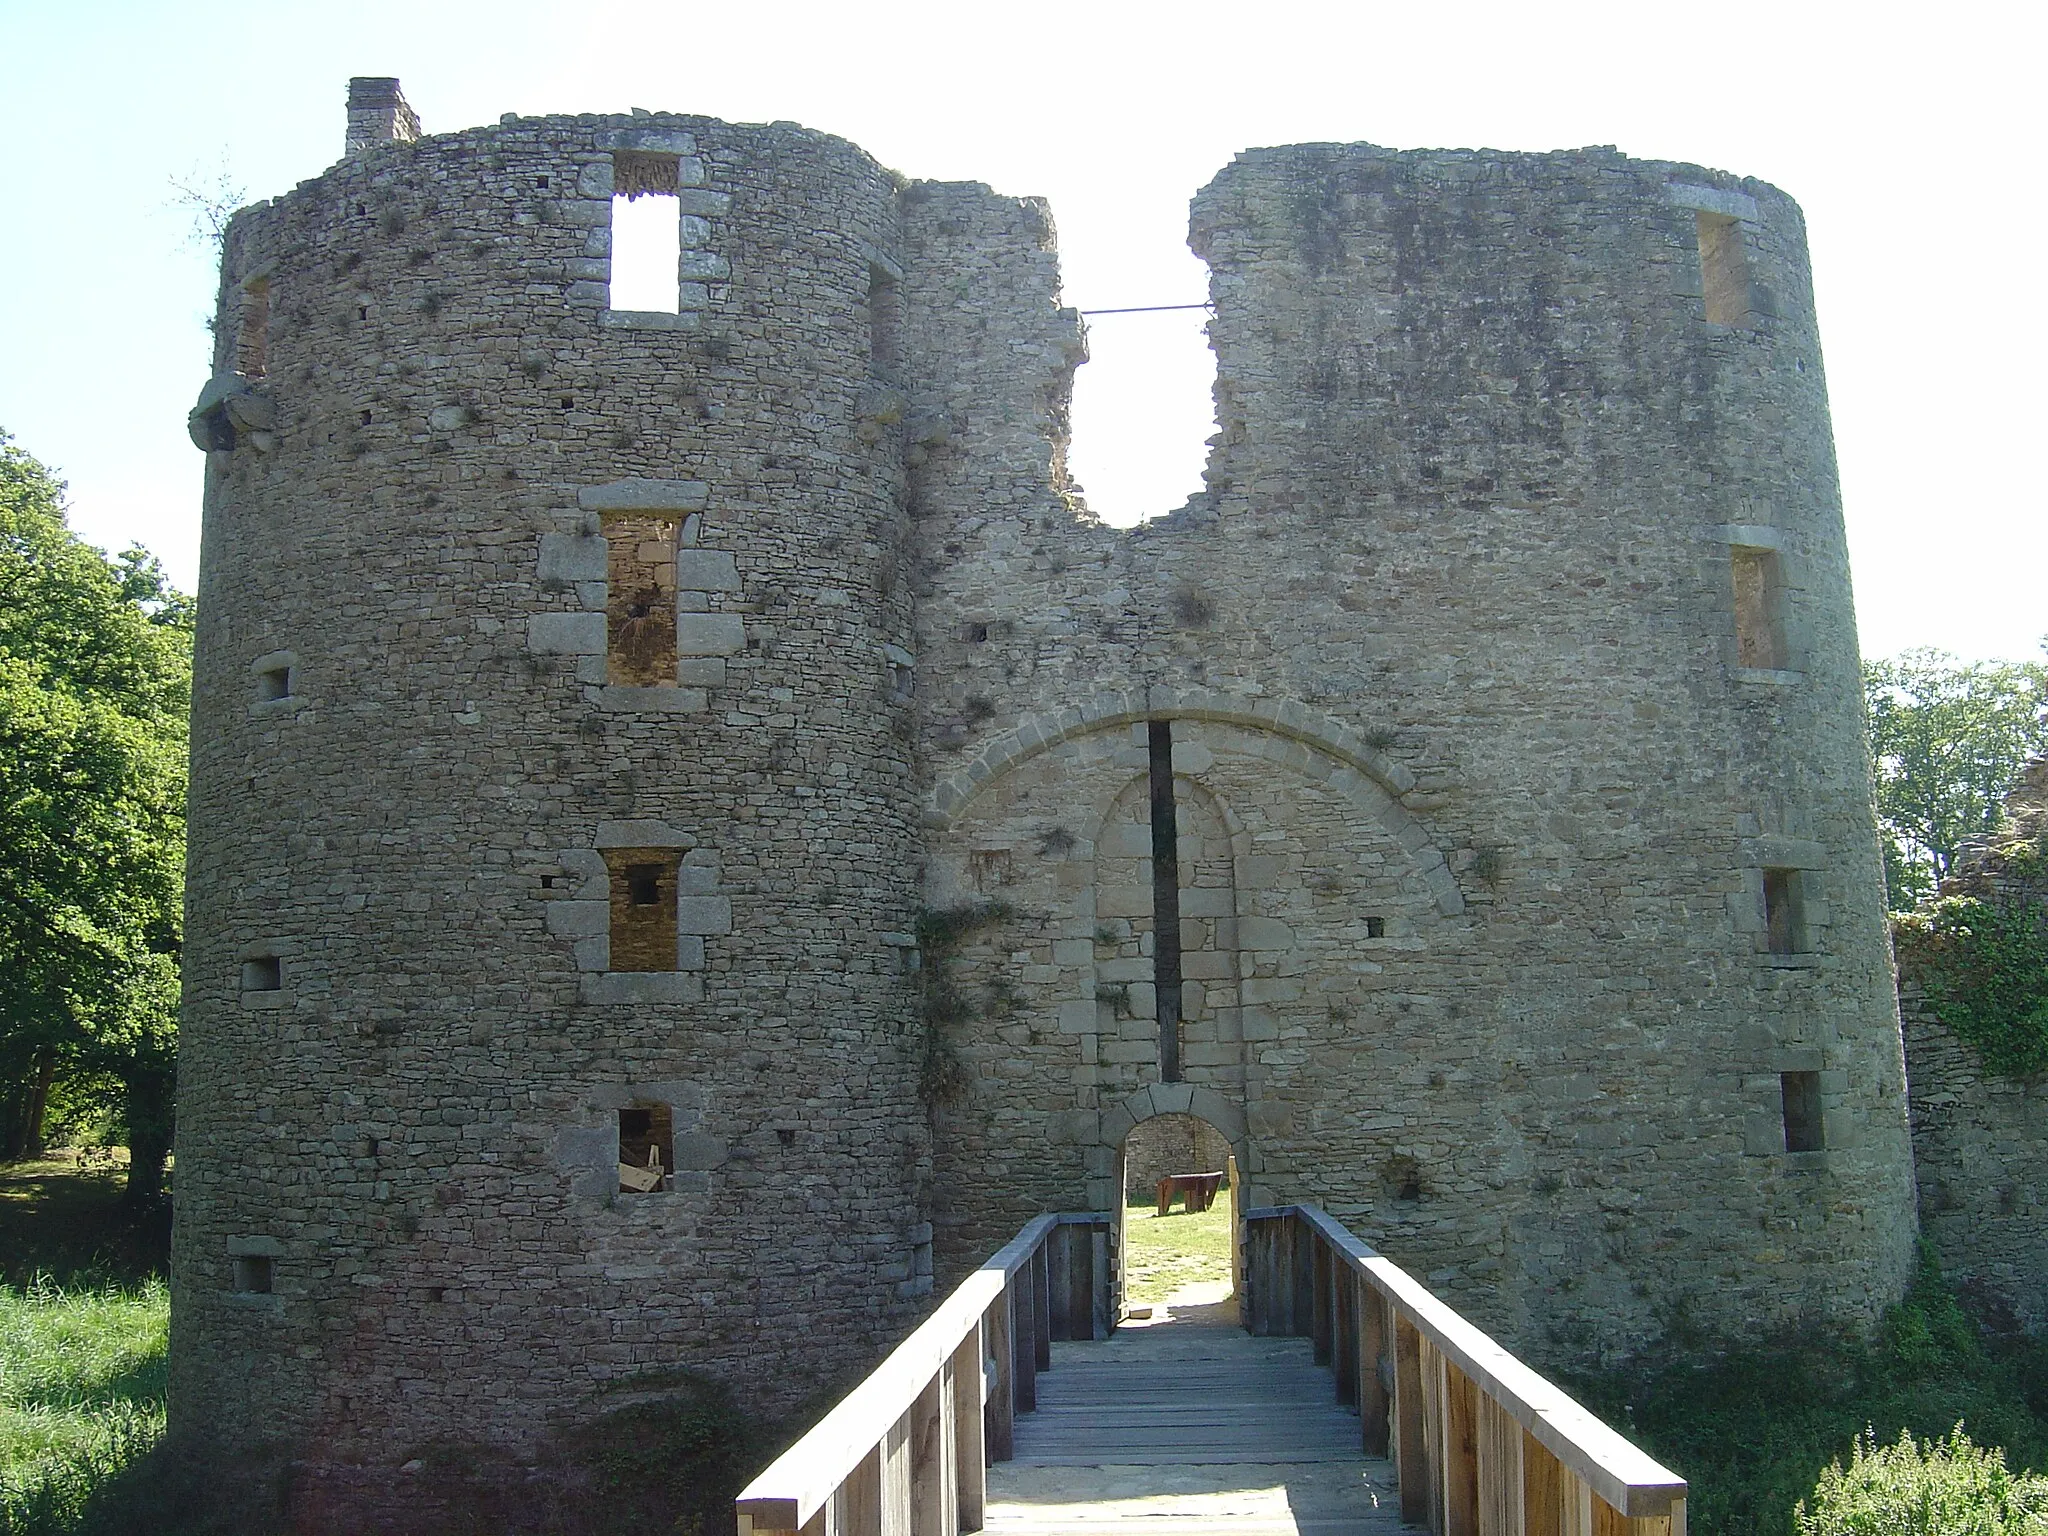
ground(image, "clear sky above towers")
xmin=0 ymin=0 xmax=2039 ymax=662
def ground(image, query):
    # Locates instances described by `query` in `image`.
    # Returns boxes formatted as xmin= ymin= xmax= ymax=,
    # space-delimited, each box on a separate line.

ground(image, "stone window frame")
xmin=248 ymin=649 xmax=306 ymax=717
xmin=554 ymin=127 xmax=730 ymax=334
xmin=1665 ymin=182 xmax=1768 ymax=330
xmin=553 ymin=1079 xmax=729 ymax=1204
xmin=1741 ymin=1047 xmax=1848 ymax=1168
xmin=1708 ymin=524 xmax=1807 ymax=685
xmin=883 ymin=643 xmax=916 ymax=704
xmin=224 ymin=1235 xmax=285 ymax=1310
xmin=530 ymin=480 xmax=747 ymax=714
xmin=235 ymin=267 xmax=274 ymax=380
xmin=237 ymin=942 xmax=295 ymax=1009
xmin=540 ymin=819 xmax=726 ymax=1005
xmin=1728 ymin=832 xmax=1830 ymax=968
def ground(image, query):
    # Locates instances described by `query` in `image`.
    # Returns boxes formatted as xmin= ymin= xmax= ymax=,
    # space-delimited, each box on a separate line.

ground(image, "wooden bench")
xmin=1155 ymin=1170 xmax=1224 ymax=1216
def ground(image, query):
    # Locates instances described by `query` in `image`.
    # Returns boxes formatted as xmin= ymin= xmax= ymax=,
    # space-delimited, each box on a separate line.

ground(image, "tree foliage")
xmin=0 ymin=431 xmax=190 ymax=1201
xmin=1865 ymin=649 xmax=2048 ymax=911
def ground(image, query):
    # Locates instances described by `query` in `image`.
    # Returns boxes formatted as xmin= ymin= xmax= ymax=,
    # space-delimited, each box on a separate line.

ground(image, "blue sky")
xmin=1 ymin=0 xmax=2040 ymax=663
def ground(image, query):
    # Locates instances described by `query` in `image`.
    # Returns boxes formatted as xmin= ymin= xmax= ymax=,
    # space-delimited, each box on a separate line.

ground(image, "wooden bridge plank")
xmin=988 ymin=1313 xmax=1404 ymax=1532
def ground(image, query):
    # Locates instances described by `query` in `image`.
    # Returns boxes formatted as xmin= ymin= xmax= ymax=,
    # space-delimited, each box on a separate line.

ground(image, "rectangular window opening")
xmin=605 ymin=516 xmax=678 ymax=686
xmin=619 ymin=1103 xmax=674 ymax=1193
xmin=1781 ymin=1071 xmax=1824 ymax=1153
xmin=1762 ymin=867 xmax=1805 ymax=955
xmin=233 ymin=1255 xmax=274 ymax=1293
xmin=255 ymin=665 xmax=293 ymax=702
xmin=868 ymin=266 xmax=900 ymax=379
xmin=603 ymin=848 xmax=681 ymax=972
xmin=237 ymin=278 xmax=270 ymax=379
xmin=1364 ymin=915 xmax=1386 ymax=940
xmin=609 ymin=153 xmax=681 ymax=314
xmin=1147 ymin=719 xmax=1184 ymax=1083
xmin=1697 ymin=211 xmax=1751 ymax=327
xmin=240 ymin=956 xmax=282 ymax=992
xmin=1731 ymin=547 xmax=1787 ymax=670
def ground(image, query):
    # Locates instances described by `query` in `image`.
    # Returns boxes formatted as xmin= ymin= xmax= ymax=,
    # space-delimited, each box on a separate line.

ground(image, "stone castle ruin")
xmin=175 ymin=77 xmax=1926 ymax=1499
xmin=1898 ymin=759 xmax=2048 ymax=1334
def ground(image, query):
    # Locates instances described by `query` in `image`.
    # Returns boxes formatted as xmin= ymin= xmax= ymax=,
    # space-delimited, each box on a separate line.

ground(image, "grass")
xmin=0 ymin=1155 xmax=171 ymax=1535
xmin=0 ymin=1157 xmax=169 ymax=1290
xmin=0 ymin=1279 xmax=168 ymax=1534
xmin=1122 ymin=1189 xmax=1234 ymax=1306
xmin=1566 ymin=1244 xmax=2048 ymax=1536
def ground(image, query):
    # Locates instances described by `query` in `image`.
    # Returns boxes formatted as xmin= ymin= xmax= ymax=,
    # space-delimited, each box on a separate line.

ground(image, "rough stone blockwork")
xmin=176 ymin=80 xmax=1920 ymax=1514
xmin=1900 ymin=759 xmax=2048 ymax=1333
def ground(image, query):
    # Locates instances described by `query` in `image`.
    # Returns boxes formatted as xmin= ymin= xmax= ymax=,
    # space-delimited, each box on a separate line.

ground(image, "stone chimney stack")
xmin=345 ymin=77 xmax=421 ymax=156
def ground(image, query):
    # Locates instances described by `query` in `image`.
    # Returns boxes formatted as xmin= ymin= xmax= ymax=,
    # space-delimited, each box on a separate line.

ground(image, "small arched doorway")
xmin=1118 ymin=1111 xmax=1242 ymax=1323
xmin=1096 ymin=1086 xmax=1253 ymax=1326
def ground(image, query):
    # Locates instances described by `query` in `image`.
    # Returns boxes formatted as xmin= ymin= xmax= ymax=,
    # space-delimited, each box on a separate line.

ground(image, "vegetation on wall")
xmin=0 ymin=433 xmax=191 ymax=1203
xmin=1894 ymin=835 xmax=2048 ymax=1079
xmin=911 ymin=900 xmax=1014 ymax=1105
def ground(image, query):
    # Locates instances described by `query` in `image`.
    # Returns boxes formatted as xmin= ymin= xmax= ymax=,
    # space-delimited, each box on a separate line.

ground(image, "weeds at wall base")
xmin=1563 ymin=1245 xmax=2048 ymax=1536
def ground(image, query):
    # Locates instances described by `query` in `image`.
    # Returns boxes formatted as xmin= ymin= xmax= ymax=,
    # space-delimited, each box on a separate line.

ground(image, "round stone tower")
xmin=174 ymin=85 xmax=933 ymax=1479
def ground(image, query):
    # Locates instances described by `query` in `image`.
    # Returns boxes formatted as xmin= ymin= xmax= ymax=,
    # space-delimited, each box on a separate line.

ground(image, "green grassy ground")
xmin=0 ymin=1156 xmax=168 ymax=1291
xmin=0 ymin=1156 xmax=170 ymax=1535
xmin=1121 ymin=1190 xmax=1234 ymax=1306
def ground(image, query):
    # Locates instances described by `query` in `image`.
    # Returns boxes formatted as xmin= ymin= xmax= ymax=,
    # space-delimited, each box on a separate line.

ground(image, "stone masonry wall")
xmin=902 ymin=144 xmax=1917 ymax=1359
xmin=1900 ymin=760 xmax=2048 ymax=1332
xmin=176 ymin=111 xmax=935 ymax=1477
xmin=176 ymin=96 xmax=1923 ymax=1512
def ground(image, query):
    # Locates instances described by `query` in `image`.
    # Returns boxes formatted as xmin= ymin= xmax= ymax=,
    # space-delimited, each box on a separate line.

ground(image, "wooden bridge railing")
xmin=1244 ymin=1204 xmax=1688 ymax=1536
xmin=735 ymin=1211 xmax=1112 ymax=1536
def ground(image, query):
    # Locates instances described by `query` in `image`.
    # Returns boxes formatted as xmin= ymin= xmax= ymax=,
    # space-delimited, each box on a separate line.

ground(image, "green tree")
xmin=1866 ymin=649 xmax=2048 ymax=911
xmin=0 ymin=431 xmax=190 ymax=1202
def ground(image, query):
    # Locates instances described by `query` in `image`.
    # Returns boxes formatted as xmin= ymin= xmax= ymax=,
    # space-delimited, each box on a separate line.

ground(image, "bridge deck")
xmin=986 ymin=1291 xmax=1406 ymax=1536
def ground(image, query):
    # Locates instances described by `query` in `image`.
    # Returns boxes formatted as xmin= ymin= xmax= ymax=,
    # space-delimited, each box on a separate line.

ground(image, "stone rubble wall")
xmin=905 ymin=143 xmax=1916 ymax=1357
xmin=1900 ymin=759 xmax=2048 ymax=1332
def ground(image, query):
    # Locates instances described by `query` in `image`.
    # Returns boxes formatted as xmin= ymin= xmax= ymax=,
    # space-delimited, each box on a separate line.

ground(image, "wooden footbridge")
xmin=736 ymin=1207 xmax=1687 ymax=1536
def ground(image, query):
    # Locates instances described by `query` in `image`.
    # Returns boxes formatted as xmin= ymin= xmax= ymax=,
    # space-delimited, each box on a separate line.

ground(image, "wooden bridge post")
xmin=839 ymin=1442 xmax=882 ymax=1536
xmin=1394 ymin=1312 xmax=1429 ymax=1527
xmin=1521 ymin=1427 xmax=1564 ymax=1536
xmin=952 ymin=1325 xmax=986 ymax=1532
xmin=1091 ymin=1219 xmax=1112 ymax=1340
xmin=1359 ymin=1282 xmax=1391 ymax=1455
xmin=1242 ymin=1217 xmax=1266 ymax=1334
xmin=1311 ymin=1236 xmax=1333 ymax=1365
xmin=1332 ymin=1265 xmax=1357 ymax=1406
xmin=910 ymin=1361 xmax=957 ymax=1536
xmin=984 ymin=1294 xmax=1014 ymax=1462
xmin=1476 ymin=1392 xmax=1523 ymax=1536
xmin=1444 ymin=1363 xmax=1480 ymax=1536
xmin=1046 ymin=1223 xmax=1072 ymax=1342
xmin=1031 ymin=1242 xmax=1052 ymax=1373
xmin=1011 ymin=1255 xmax=1038 ymax=1414
xmin=1290 ymin=1216 xmax=1315 ymax=1337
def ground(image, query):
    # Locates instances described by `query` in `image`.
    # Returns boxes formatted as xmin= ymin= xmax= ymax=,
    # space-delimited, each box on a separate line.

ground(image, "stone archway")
xmin=1085 ymin=1082 xmax=1256 ymax=1322
xmin=928 ymin=685 xmax=1465 ymax=917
